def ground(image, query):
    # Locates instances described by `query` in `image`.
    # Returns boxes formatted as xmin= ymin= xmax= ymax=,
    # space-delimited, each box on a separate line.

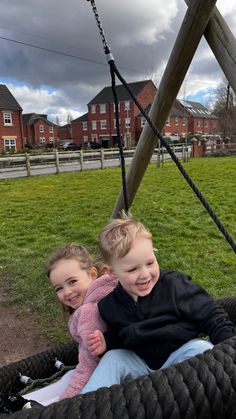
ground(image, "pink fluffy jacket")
xmin=59 ymin=274 xmax=117 ymax=399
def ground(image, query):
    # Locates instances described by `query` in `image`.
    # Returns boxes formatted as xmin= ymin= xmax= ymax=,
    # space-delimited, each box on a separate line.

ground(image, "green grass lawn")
xmin=0 ymin=156 xmax=235 ymax=341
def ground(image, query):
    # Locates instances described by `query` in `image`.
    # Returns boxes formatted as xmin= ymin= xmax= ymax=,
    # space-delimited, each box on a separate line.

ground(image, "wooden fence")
xmin=0 ymin=145 xmax=191 ymax=178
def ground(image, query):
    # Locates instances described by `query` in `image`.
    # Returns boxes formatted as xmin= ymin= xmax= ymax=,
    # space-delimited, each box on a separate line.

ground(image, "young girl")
xmin=47 ymin=243 xmax=117 ymax=400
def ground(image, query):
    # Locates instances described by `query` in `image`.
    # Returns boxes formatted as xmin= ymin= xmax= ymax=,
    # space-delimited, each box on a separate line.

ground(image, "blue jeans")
xmin=81 ymin=339 xmax=213 ymax=394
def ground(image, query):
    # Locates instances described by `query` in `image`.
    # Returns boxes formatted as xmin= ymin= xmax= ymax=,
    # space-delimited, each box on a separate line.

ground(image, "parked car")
xmin=62 ymin=142 xmax=81 ymax=151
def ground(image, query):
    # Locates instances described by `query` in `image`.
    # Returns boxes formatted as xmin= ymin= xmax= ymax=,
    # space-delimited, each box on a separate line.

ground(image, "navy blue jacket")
xmin=98 ymin=270 xmax=234 ymax=369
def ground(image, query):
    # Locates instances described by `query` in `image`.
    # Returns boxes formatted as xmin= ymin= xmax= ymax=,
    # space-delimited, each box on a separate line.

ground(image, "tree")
xmin=55 ymin=116 xmax=60 ymax=126
xmin=67 ymin=112 xmax=73 ymax=124
xmin=213 ymin=83 xmax=236 ymax=141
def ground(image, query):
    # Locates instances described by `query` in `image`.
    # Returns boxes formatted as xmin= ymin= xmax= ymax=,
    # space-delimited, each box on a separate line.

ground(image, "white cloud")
xmin=8 ymin=84 xmax=83 ymax=125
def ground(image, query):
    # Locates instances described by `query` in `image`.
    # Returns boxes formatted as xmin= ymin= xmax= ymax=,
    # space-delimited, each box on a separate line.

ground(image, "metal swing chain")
xmin=86 ymin=0 xmax=129 ymax=215
xmin=86 ymin=0 xmax=236 ymax=253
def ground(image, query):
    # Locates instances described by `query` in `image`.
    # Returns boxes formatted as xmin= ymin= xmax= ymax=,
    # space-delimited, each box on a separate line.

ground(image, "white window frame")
xmin=49 ymin=126 xmax=54 ymax=133
xmin=175 ymin=117 xmax=178 ymax=126
xmin=49 ymin=137 xmax=54 ymax=144
xmin=182 ymin=117 xmax=187 ymax=127
xmin=4 ymin=138 xmax=16 ymax=151
xmin=40 ymin=137 xmax=45 ymax=144
xmin=91 ymin=134 xmax=97 ymax=142
xmin=91 ymin=105 xmax=96 ymax=114
xmin=113 ymin=119 xmax=121 ymax=129
xmin=124 ymin=101 xmax=130 ymax=111
xmin=39 ymin=125 xmax=44 ymax=133
xmin=99 ymin=104 xmax=106 ymax=114
xmin=165 ymin=117 xmax=170 ymax=126
xmin=125 ymin=118 xmax=131 ymax=129
xmin=204 ymin=121 xmax=208 ymax=127
xmin=83 ymin=122 xmax=88 ymax=131
xmin=196 ymin=120 xmax=201 ymax=127
xmin=141 ymin=117 xmax=146 ymax=128
xmin=92 ymin=120 xmax=97 ymax=130
xmin=83 ymin=136 xmax=88 ymax=143
xmin=100 ymin=120 xmax=107 ymax=129
xmin=113 ymin=103 xmax=120 ymax=112
xmin=3 ymin=112 xmax=12 ymax=125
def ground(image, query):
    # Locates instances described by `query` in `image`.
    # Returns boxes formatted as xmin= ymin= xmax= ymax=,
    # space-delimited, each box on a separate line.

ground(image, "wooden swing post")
xmin=112 ymin=0 xmax=217 ymax=218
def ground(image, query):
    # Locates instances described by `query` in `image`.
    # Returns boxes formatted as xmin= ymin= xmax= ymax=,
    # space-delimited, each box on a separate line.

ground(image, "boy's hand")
xmin=87 ymin=330 xmax=106 ymax=356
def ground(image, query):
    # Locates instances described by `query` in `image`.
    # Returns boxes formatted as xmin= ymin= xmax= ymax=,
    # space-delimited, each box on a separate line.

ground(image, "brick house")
xmin=137 ymin=99 xmax=220 ymax=140
xmin=22 ymin=113 xmax=58 ymax=148
xmin=71 ymin=80 xmax=157 ymax=148
xmin=0 ymin=84 xmax=24 ymax=153
xmin=176 ymin=100 xmax=219 ymax=136
xmin=57 ymin=123 xmax=72 ymax=143
xmin=71 ymin=113 xmax=88 ymax=145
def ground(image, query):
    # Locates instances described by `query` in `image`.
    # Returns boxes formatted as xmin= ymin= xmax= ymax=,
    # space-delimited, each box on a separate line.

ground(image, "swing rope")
xmin=86 ymin=0 xmax=236 ymax=254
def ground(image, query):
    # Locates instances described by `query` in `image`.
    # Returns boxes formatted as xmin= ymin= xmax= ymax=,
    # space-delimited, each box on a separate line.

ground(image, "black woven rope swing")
xmin=0 ymin=1 xmax=236 ymax=418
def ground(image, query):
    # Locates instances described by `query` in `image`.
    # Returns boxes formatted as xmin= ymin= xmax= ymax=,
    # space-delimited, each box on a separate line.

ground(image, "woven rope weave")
xmin=0 ymin=297 xmax=236 ymax=418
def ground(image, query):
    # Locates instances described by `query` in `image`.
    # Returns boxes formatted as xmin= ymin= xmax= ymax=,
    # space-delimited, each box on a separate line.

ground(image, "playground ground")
xmin=0 ymin=289 xmax=55 ymax=367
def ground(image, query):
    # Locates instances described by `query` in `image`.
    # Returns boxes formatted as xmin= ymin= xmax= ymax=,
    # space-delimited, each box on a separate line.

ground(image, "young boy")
xmin=83 ymin=215 xmax=234 ymax=393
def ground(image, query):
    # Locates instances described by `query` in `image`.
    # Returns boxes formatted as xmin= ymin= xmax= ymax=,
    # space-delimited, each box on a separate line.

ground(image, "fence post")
xmin=156 ymin=140 xmax=161 ymax=168
xmin=25 ymin=153 xmax=31 ymax=177
xmin=101 ymin=149 xmax=104 ymax=169
xmin=161 ymin=147 xmax=164 ymax=167
xmin=55 ymin=150 xmax=60 ymax=174
xmin=80 ymin=150 xmax=84 ymax=171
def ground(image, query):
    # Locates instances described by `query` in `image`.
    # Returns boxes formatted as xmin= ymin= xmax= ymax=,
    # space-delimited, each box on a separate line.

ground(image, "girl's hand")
xmin=87 ymin=330 xmax=106 ymax=356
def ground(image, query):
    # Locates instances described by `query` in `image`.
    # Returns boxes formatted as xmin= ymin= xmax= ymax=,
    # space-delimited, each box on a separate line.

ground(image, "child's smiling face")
xmin=49 ymin=258 xmax=97 ymax=309
xmin=109 ymin=237 xmax=160 ymax=301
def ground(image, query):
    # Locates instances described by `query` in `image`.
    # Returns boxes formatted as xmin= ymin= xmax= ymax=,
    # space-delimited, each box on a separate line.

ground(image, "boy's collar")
xmin=116 ymin=282 xmax=134 ymax=302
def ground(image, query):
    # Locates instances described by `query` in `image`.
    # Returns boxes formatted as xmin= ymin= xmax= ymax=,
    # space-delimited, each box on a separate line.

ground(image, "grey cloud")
xmin=0 ymin=0 xmax=234 ymax=119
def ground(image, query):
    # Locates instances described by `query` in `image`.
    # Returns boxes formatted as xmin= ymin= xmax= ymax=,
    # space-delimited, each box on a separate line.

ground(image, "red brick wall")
xmin=24 ymin=119 xmax=58 ymax=147
xmin=0 ymin=110 xmax=24 ymax=151
xmin=134 ymin=81 xmax=157 ymax=116
xmin=71 ymin=121 xmax=85 ymax=145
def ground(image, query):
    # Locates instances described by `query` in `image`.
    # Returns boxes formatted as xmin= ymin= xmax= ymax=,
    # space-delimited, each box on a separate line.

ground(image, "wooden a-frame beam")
xmin=112 ymin=0 xmax=217 ymax=218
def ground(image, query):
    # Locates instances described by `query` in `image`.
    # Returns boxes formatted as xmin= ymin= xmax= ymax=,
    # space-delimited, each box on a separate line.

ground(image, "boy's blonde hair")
xmin=99 ymin=215 xmax=152 ymax=265
xmin=47 ymin=243 xmax=105 ymax=279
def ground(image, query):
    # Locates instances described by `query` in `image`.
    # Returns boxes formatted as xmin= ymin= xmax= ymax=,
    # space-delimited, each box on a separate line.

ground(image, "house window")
xmin=99 ymin=104 xmax=106 ymax=114
xmin=113 ymin=103 xmax=120 ymax=112
xmin=40 ymin=137 xmax=45 ymax=144
xmin=175 ymin=117 xmax=178 ymax=126
xmin=182 ymin=117 xmax=186 ymax=126
xmin=83 ymin=136 xmax=88 ymax=143
xmin=83 ymin=122 xmax=87 ymax=131
xmin=125 ymin=118 xmax=131 ymax=129
xmin=92 ymin=120 xmax=97 ymax=130
xmin=49 ymin=126 xmax=54 ymax=133
xmin=100 ymin=120 xmax=107 ymax=129
xmin=91 ymin=105 xmax=96 ymax=114
xmin=39 ymin=125 xmax=44 ymax=133
xmin=165 ymin=117 xmax=170 ymax=126
xmin=4 ymin=138 xmax=16 ymax=151
xmin=141 ymin=118 xmax=146 ymax=127
xmin=204 ymin=121 xmax=208 ymax=127
xmin=49 ymin=138 xmax=54 ymax=144
xmin=3 ymin=112 xmax=12 ymax=125
xmin=196 ymin=120 xmax=201 ymax=127
xmin=124 ymin=101 xmax=130 ymax=111
xmin=113 ymin=119 xmax=121 ymax=129
xmin=91 ymin=134 xmax=97 ymax=142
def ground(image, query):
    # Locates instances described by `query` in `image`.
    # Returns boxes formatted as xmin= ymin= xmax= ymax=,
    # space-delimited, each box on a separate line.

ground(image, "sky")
xmin=0 ymin=0 xmax=235 ymax=125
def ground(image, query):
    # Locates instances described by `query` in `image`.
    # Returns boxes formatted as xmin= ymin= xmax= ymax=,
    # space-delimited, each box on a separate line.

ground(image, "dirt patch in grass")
xmin=0 ymin=290 xmax=55 ymax=367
